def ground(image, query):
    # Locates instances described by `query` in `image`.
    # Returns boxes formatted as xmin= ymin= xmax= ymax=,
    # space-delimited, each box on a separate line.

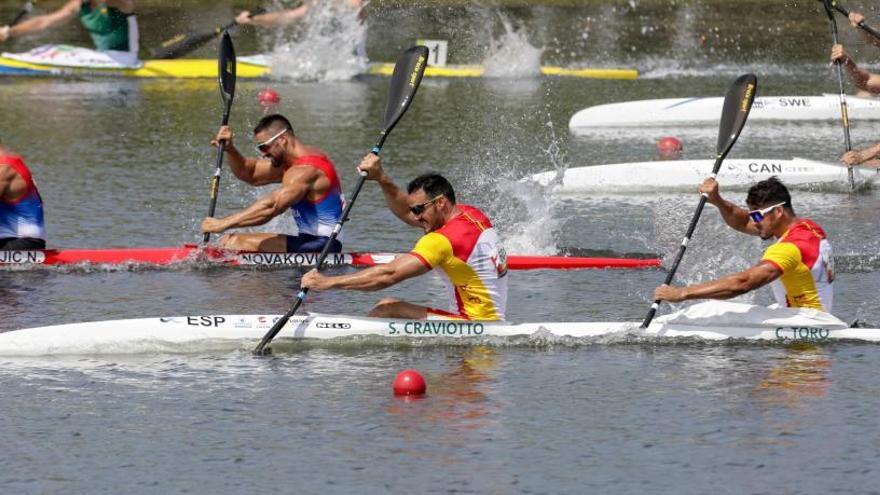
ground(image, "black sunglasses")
xmin=409 ymin=195 xmax=443 ymax=215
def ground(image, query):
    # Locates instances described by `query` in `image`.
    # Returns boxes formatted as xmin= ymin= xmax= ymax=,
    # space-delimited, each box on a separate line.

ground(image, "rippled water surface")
xmin=2 ymin=1 xmax=880 ymax=493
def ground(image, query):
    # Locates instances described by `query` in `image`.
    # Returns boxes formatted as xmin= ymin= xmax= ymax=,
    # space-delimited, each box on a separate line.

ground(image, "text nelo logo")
xmin=316 ymin=322 xmax=352 ymax=329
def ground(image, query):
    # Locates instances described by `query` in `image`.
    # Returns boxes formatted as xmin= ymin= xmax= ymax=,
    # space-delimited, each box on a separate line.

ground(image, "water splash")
xmin=264 ymin=1 xmax=368 ymax=82
xmin=460 ymin=119 xmax=566 ymax=255
xmin=482 ymin=13 xmax=543 ymax=78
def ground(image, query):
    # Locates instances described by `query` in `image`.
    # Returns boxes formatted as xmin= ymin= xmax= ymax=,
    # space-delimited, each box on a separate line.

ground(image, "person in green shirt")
xmin=0 ymin=1 xmax=138 ymax=62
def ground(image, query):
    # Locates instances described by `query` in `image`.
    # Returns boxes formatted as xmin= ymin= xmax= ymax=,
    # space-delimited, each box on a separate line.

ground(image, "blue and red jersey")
xmin=0 ymin=155 xmax=46 ymax=241
xmin=286 ymin=155 xmax=344 ymax=240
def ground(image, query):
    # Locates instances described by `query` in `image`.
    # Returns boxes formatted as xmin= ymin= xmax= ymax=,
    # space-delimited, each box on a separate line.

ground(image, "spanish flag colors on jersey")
xmin=410 ymin=205 xmax=508 ymax=321
xmin=761 ymin=219 xmax=834 ymax=312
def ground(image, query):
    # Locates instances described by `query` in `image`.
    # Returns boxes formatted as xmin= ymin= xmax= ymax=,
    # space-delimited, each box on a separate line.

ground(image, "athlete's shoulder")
xmin=787 ymin=219 xmax=827 ymax=242
xmin=294 ymin=153 xmax=334 ymax=166
xmin=0 ymin=155 xmax=28 ymax=179
xmin=448 ymin=204 xmax=494 ymax=229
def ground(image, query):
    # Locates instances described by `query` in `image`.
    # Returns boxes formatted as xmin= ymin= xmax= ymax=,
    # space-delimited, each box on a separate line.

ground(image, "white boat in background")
xmin=0 ymin=302 xmax=875 ymax=356
xmin=526 ymin=157 xmax=878 ymax=193
xmin=568 ymin=95 xmax=880 ymax=128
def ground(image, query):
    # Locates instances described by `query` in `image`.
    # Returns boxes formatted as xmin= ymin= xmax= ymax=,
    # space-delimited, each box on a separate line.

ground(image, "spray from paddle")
xmin=641 ymin=74 xmax=757 ymax=329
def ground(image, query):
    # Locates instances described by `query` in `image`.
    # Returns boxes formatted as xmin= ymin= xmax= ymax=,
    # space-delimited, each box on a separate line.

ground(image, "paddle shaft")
xmin=9 ymin=1 xmax=33 ymax=26
xmin=823 ymin=1 xmax=855 ymax=190
xmin=203 ymin=102 xmax=232 ymax=244
xmin=253 ymin=155 xmax=378 ymax=353
xmin=153 ymin=8 xmax=266 ymax=59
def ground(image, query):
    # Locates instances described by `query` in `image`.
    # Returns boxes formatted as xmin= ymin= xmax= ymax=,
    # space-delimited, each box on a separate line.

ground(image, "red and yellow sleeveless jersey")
xmin=761 ymin=219 xmax=834 ymax=311
xmin=409 ymin=205 xmax=508 ymax=321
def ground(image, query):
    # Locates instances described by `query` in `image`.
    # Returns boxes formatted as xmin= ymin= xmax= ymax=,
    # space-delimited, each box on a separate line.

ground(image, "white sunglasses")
xmin=254 ymin=128 xmax=288 ymax=153
xmin=747 ymin=202 xmax=786 ymax=223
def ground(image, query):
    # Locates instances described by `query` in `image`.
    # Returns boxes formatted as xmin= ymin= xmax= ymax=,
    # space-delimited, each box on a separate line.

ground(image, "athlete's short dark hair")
xmin=254 ymin=114 xmax=294 ymax=136
xmin=746 ymin=176 xmax=794 ymax=214
xmin=407 ymin=173 xmax=456 ymax=204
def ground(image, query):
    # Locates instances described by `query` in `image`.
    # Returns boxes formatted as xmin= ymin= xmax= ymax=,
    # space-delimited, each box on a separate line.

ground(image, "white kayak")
xmin=569 ymin=95 xmax=880 ymax=128
xmin=526 ymin=157 xmax=878 ymax=193
xmin=0 ymin=302 xmax=875 ymax=356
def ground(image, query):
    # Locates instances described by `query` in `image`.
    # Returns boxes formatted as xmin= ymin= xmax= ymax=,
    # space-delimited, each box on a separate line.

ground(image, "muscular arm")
xmin=700 ymin=178 xmax=759 ymax=236
xmin=375 ymin=173 xmax=421 ymax=227
xmin=675 ymin=262 xmax=781 ymax=301
xmin=321 ymin=254 xmax=430 ymax=291
xmin=211 ymin=128 xmax=281 ymax=186
xmin=832 ymin=44 xmax=880 ymax=95
xmin=7 ymin=0 xmax=79 ymax=37
xmin=841 ymin=58 xmax=880 ymax=94
xmin=240 ymin=3 xmax=310 ymax=28
xmin=209 ymin=167 xmax=315 ymax=231
xmin=710 ymin=196 xmax=759 ymax=236
xmin=224 ymin=146 xmax=280 ymax=186
xmin=0 ymin=165 xmax=13 ymax=201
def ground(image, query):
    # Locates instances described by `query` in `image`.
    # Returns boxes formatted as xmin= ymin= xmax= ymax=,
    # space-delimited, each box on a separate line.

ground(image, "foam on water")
xmin=482 ymin=14 xmax=542 ymax=79
xmin=458 ymin=118 xmax=566 ymax=255
xmin=263 ymin=2 xmax=367 ymax=82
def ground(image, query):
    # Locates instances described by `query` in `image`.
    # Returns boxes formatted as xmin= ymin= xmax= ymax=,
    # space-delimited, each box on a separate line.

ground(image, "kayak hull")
xmin=527 ymin=157 xmax=878 ymax=193
xmin=0 ymin=52 xmax=637 ymax=80
xmin=1 ymin=310 xmax=875 ymax=356
xmin=569 ymin=95 xmax=880 ymax=128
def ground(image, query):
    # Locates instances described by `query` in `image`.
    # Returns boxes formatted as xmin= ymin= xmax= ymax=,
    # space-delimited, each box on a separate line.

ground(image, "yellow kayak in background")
xmin=0 ymin=48 xmax=638 ymax=80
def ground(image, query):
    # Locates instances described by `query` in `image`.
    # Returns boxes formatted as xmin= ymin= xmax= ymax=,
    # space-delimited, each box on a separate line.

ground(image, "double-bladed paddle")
xmin=253 ymin=45 xmax=429 ymax=355
xmin=8 ymin=1 xmax=34 ymax=27
xmin=151 ymin=8 xmax=265 ymax=60
xmin=203 ymin=30 xmax=236 ymax=244
xmin=821 ymin=0 xmax=856 ymax=190
xmin=641 ymin=74 xmax=758 ymax=329
xmin=821 ymin=0 xmax=880 ymax=40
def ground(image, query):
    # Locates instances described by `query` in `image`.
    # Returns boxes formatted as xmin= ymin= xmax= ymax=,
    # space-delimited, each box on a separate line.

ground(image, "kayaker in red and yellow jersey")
xmin=654 ymin=176 xmax=834 ymax=312
xmin=0 ymin=1 xmax=139 ymax=64
xmin=0 ymin=142 xmax=46 ymax=250
xmin=301 ymin=154 xmax=508 ymax=321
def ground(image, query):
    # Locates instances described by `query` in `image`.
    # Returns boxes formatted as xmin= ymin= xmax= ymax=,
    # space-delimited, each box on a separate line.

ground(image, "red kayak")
xmin=0 ymin=244 xmax=661 ymax=270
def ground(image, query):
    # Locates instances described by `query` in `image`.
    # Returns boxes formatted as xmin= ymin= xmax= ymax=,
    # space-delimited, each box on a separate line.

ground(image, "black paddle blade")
xmin=715 ymin=73 xmax=757 ymax=159
xmin=382 ymin=46 xmax=429 ymax=135
xmin=218 ymin=31 xmax=237 ymax=105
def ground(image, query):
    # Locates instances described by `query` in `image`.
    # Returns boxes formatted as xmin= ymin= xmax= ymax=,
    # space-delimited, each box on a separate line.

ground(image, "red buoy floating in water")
xmin=258 ymin=88 xmax=280 ymax=114
xmin=392 ymin=369 xmax=427 ymax=396
xmin=258 ymin=88 xmax=280 ymax=105
xmin=657 ymin=136 xmax=683 ymax=160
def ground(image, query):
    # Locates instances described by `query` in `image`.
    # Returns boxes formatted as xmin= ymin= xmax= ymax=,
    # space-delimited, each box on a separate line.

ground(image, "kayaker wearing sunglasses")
xmin=200 ymin=113 xmax=345 ymax=253
xmin=301 ymin=154 xmax=508 ymax=321
xmin=654 ymin=176 xmax=834 ymax=312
